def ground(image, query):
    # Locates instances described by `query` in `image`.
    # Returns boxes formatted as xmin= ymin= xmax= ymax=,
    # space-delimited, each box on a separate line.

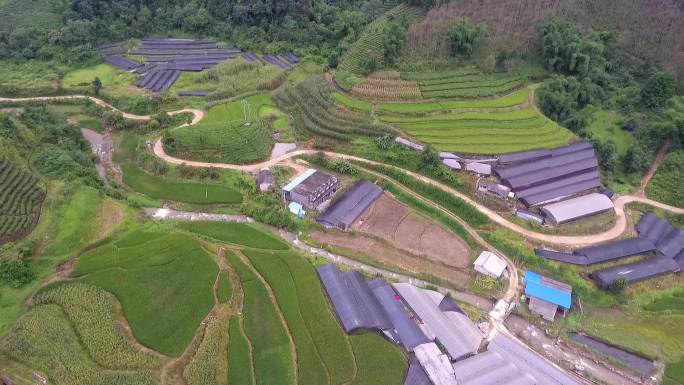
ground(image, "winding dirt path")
xmin=637 ymin=140 xmax=670 ymax=197
xmin=4 ymin=95 xmax=681 ymax=248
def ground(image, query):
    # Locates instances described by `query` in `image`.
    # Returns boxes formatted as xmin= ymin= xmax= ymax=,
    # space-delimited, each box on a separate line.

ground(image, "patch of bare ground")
xmin=354 ymin=193 xmax=470 ymax=268
xmin=310 ymin=230 xmax=470 ymax=287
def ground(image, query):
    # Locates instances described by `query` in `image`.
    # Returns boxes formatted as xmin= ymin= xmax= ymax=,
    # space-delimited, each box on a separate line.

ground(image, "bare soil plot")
xmin=310 ymin=230 xmax=470 ymax=286
xmin=353 ymin=194 xmax=470 ymax=268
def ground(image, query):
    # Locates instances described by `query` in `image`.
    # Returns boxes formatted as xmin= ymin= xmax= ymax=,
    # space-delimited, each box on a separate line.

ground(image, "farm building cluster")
xmin=317 ymin=264 xmax=580 ymax=385
xmin=97 ymin=38 xmax=299 ymax=93
xmin=395 ymin=137 xmax=615 ymax=227
xmin=536 ymin=212 xmax=684 ymax=289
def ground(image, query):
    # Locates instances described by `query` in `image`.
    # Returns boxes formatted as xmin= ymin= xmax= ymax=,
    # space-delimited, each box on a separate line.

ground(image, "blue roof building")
xmin=524 ymin=271 xmax=572 ymax=321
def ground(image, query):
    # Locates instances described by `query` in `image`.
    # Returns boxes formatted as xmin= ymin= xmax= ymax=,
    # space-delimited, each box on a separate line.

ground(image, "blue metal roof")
xmin=283 ymin=169 xmax=316 ymax=192
xmin=525 ymin=272 xmax=572 ymax=309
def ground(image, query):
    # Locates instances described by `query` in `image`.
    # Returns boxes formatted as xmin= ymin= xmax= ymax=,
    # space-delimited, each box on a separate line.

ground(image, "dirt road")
xmin=637 ymin=140 xmax=670 ymax=197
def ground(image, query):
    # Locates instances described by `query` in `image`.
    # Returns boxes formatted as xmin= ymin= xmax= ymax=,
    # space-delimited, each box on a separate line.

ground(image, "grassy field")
xmin=646 ymin=150 xmax=683 ymax=208
xmin=226 ymin=251 xmax=295 ymax=385
xmin=349 ymin=332 xmax=407 ymax=385
xmin=61 ymin=63 xmax=140 ymax=97
xmin=217 ymin=270 xmax=233 ymax=303
xmin=72 ymin=231 xmax=218 ymax=357
xmin=585 ymin=109 xmax=635 ymax=158
xmin=176 ymin=221 xmax=289 ymax=250
xmin=165 ymin=118 xmax=273 ymax=164
xmin=48 ymin=104 xmax=103 ymax=132
xmin=227 ymin=318 xmax=254 ymax=385
xmin=122 ymin=164 xmax=243 ymax=204
xmin=244 ymin=249 xmax=356 ymax=385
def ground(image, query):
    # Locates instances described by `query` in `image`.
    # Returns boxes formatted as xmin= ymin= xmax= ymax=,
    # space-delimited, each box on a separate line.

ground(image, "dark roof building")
xmin=574 ymin=237 xmax=656 ymax=264
xmin=316 ymin=264 xmax=393 ymax=334
xmin=404 ymin=357 xmax=433 ymax=385
xmin=494 ymin=142 xmax=601 ymax=207
xmin=282 ymin=168 xmax=340 ymax=209
xmin=369 ymin=279 xmax=430 ymax=352
xmin=592 ymin=257 xmax=680 ymax=288
xmin=316 ymin=180 xmax=382 ymax=230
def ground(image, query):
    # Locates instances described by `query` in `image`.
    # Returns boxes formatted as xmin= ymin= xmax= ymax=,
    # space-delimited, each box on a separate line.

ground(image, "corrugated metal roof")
xmin=497 ymin=148 xmax=551 ymax=165
xmin=535 ymin=248 xmax=587 ymax=264
xmin=592 ymin=256 xmax=680 ymax=288
xmin=496 ymin=147 xmax=595 ymax=180
xmin=655 ymin=228 xmax=684 ymax=258
xmin=283 ymin=168 xmax=316 ymax=192
xmin=316 ymin=264 xmax=391 ymax=333
xmin=465 ymin=162 xmax=491 ymax=175
xmin=540 ymin=193 xmax=614 ymax=224
xmin=473 ymin=251 xmax=507 ymax=278
xmin=636 ymin=212 xmax=659 ymax=237
xmin=489 ymin=333 xmax=580 ymax=385
xmin=515 ymin=171 xmax=600 ymax=206
xmin=452 ymin=350 xmax=535 ymax=385
xmin=574 ymin=237 xmax=656 ymax=264
xmin=442 ymin=158 xmax=462 ymax=170
xmin=396 ymin=137 xmax=425 ymax=151
xmin=316 ymin=180 xmax=382 ymax=229
xmin=414 ymin=343 xmax=458 ymax=385
xmin=369 ymin=279 xmax=429 ymax=352
xmin=393 ymin=283 xmax=482 ymax=361
xmin=525 ymin=271 xmax=571 ymax=309
xmin=505 ymin=157 xmax=598 ymax=190
xmin=440 ymin=152 xmax=459 ymax=159
xmin=404 ymin=356 xmax=433 ymax=385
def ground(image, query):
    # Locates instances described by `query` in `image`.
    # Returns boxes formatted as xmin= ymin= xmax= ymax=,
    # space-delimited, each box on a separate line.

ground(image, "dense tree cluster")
xmin=0 ymin=0 xmax=400 ymax=63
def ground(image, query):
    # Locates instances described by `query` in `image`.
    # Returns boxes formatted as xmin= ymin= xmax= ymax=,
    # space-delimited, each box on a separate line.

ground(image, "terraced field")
xmin=164 ymin=118 xmax=273 ymax=164
xmin=338 ymin=4 xmax=425 ymax=74
xmin=0 ymin=156 xmax=44 ymax=242
xmin=274 ymin=76 xmax=392 ymax=141
xmin=402 ymin=66 xmax=526 ymax=99
xmin=351 ymin=71 xmax=421 ymax=100
xmin=334 ymin=85 xmax=574 ymax=154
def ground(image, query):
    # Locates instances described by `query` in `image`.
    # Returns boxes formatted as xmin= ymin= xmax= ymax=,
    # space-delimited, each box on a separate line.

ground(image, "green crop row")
xmin=185 ymin=317 xmax=225 ymax=385
xmin=379 ymin=108 xmax=539 ymax=123
xmin=33 ymin=282 xmax=163 ymax=369
xmin=244 ymin=249 xmax=356 ymax=385
xmin=0 ymin=156 xmax=44 ymax=239
xmin=0 ymin=305 xmax=157 ymax=385
xmin=176 ymin=221 xmax=289 ymax=250
xmin=226 ymin=251 xmax=295 ymax=385
xmin=421 ymin=81 xmax=525 ymax=99
xmin=227 ymin=318 xmax=254 ymax=385
xmin=419 ymin=76 xmax=523 ymax=91
xmin=401 ymin=66 xmax=481 ymax=80
xmin=165 ymin=118 xmax=273 ymax=164
xmin=395 ymin=116 xmax=548 ymax=130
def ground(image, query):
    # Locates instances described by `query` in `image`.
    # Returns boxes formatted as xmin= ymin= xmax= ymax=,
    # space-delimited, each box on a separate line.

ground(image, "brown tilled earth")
xmin=353 ymin=193 xmax=470 ymax=268
xmin=309 ymin=230 xmax=470 ymax=286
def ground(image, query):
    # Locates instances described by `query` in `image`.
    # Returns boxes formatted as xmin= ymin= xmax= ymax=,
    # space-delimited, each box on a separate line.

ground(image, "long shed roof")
xmin=592 ymin=257 xmax=681 ymax=288
xmin=451 ymin=350 xmax=535 ymax=385
xmin=540 ymin=193 xmax=614 ymax=225
xmin=655 ymin=228 xmax=684 ymax=258
xmin=369 ymin=279 xmax=429 ymax=352
xmin=404 ymin=356 xmax=433 ymax=385
xmin=316 ymin=180 xmax=382 ymax=229
xmin=316 ymin=264 xmax=391 ymax=333
xmin=574 ymin=237 xmax=656 ymax=264
xmin=393 ymin=283 xmax=482 ymax=361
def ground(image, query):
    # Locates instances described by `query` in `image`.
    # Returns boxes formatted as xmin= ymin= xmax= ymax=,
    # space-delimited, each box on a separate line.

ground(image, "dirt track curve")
xmin=2 ymin=95 xmax=682 ymax=248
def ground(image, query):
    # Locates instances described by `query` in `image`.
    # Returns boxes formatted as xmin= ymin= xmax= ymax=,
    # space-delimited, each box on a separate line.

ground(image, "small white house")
xmin=288 ymin=202 xmax=305 ymax=218
xmin=473 ymin=251 xmax=507 ymax=279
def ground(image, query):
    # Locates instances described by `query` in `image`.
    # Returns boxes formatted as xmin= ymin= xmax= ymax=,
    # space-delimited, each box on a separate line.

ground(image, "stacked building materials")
xmin=494 ymin=141 xmax=601 ymax=207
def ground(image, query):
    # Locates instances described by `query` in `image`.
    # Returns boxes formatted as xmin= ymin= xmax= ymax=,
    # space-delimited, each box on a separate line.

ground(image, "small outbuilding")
xmin=465 ymin=162 xmax=491 ymax=176
xmin=540 ymin=193 xmax=614 ymax=226
xmin=515 ymin=210 xmax=544 ymax=225
xmin=288 ymin=202 xmax=305 ymax=218
xmin=473 ymin=251 xmax=507 ymax=279
xmin=477 ymin=180 xmax=511 ymax=199
xmin=257 ymin=168 xmax=274 ymax=192
xmin=524 ymin=271 xmax=572 ymax=321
